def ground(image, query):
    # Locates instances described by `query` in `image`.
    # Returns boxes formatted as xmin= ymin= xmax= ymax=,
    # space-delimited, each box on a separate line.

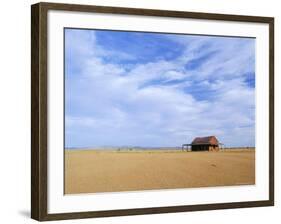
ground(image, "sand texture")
xmin=65 ymin=149 xmax=255 ymax=194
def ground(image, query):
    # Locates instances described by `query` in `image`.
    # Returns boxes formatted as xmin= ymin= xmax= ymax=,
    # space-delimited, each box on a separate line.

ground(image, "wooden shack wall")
xmin=191 ymin=145 xmax=219 ymax=151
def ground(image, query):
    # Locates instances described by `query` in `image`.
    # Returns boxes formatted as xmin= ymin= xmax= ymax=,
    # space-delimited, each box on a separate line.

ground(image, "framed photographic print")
xmin=31 ymin=2 xmax=274 ymax=221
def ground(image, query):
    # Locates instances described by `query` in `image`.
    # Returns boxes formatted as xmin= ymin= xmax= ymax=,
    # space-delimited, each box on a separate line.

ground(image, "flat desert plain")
xmin=65 ymin=149 xmax=255 ymax=194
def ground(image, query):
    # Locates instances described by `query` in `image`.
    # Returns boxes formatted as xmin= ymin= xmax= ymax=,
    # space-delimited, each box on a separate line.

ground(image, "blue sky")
xmin=65 ymin=28 xmax=255 ymax=148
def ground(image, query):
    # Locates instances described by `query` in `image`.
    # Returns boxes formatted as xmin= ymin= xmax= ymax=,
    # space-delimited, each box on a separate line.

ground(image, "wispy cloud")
xmin=65 ymin=29 xmax=255 ymax=148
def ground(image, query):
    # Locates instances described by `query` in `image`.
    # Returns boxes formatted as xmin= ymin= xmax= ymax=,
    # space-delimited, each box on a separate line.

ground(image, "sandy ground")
xmin=65 ymin=149 xmax=255 ymax=194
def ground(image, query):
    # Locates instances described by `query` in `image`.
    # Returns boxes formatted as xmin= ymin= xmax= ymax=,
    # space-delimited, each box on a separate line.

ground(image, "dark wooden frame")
xmin=31 ymin=2 xmax=274 ymax=221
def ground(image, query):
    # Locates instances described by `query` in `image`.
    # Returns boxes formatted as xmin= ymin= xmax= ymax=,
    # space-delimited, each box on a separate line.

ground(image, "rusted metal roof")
xmin=191 ymin=136 xmax=219 ymax=145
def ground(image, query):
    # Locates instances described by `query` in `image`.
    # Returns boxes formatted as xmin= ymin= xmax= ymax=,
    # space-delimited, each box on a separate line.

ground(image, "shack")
xmin=182 ymin=136 xmax=220 ymax=151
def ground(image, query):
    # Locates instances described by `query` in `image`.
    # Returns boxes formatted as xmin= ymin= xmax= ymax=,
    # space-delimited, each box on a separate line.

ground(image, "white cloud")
xmin=65 ymin=30 xmax=255 ymax=147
